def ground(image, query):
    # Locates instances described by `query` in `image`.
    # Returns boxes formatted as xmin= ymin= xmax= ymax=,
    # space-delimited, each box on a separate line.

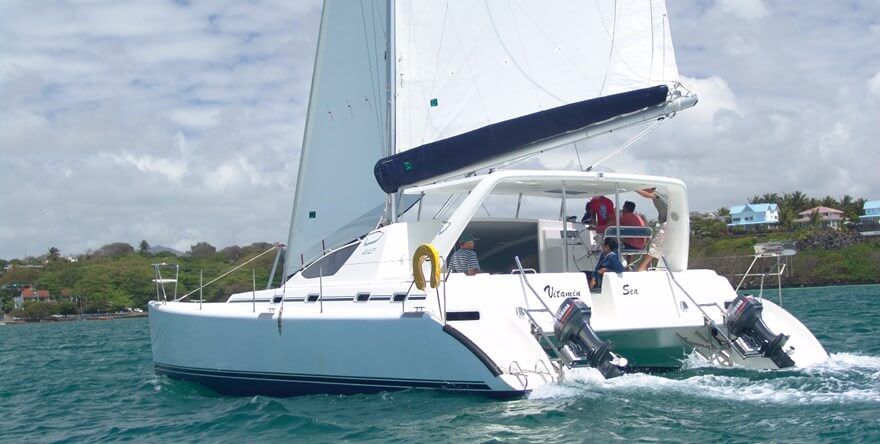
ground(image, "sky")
xmin=1 ymin=0 xmax=879 ymax=259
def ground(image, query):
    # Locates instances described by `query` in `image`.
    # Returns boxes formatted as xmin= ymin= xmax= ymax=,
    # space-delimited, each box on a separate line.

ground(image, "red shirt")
xmin=618 ymin=211 xmax=647 ymax=249
xmin=587 ymin=196 xmax=615 ymax=231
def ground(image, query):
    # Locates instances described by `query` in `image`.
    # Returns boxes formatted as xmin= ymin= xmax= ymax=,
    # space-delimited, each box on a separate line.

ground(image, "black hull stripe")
xmin=441 ymin=325 xmax=503 ymax=377
xmin=155 ymin=363 xmax=485 ymax=386
xmin=153 ymin=364 xmax=525 ymax=398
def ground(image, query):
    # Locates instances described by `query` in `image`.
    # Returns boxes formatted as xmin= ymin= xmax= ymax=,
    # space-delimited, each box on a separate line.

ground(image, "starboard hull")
xmin=148 ymin=300 xmax=533 ymax=398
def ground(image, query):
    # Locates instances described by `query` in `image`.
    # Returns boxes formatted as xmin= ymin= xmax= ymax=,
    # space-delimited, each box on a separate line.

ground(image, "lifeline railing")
xmin=513 ymin=256 xmax=565 ymax=378
xmin=733 ymin=241 xmax=795 ymax=308
xmin=175 ymin=243 xmax=284 ymax=302
xmin=153 ymin=243 xmax=284 ymax=305
xmin=658 ymin=256 xmax=735 ymax=348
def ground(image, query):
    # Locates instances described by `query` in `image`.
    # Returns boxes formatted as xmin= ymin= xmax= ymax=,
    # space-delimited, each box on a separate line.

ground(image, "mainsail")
xmin=285 ymin=0 xmax=390 ymax=276
xmin=287 ymin=0 xmax=695 ymax=276
xmin=375 ymin=0 xmax=692 ymax=193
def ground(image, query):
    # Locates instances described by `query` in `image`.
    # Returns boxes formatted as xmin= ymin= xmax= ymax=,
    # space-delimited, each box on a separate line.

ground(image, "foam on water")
xmin=530 ymin=352 xmax=880 ymax=405
xmin=2 ymin=285 xmax=878 ymax=441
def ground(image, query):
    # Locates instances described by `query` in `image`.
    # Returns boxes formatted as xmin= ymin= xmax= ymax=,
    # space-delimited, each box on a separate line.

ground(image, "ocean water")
xmin=1 ymin=285 xmax=878 ymax=442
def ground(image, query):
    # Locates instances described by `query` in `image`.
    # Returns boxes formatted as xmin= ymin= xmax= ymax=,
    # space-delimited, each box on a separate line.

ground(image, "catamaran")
xmin=149 ymin=0 xmax=828 ymax=397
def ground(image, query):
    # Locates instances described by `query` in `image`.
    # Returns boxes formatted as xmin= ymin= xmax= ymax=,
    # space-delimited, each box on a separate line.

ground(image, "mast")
xmin=386 ymin=0 xmax=397 ymax=222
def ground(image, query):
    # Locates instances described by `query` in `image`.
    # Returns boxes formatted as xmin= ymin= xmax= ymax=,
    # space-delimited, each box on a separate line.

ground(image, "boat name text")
xmin=544 ymin=285 xmax=581 ymax=299
xmin=622 ymin=284 xmax=639 ymax=296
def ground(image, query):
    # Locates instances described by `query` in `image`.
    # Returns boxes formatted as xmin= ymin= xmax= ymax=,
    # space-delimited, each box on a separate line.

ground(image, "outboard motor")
xmin=554 ymin=297 xmax=627 ymax=379
xmin=725 ymin=294 xmax=795 ymax=368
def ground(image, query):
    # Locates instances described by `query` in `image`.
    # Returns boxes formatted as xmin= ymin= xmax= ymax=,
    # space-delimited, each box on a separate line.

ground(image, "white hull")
xmin=149 ymin=170 xmax=828 ymax=397
xmin=149 ymin=267 xmax=828 ymax=397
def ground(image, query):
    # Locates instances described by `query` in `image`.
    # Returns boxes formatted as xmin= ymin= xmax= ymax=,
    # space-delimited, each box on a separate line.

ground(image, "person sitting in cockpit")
xmin=589 ymin=237 xmax=625 ymax=290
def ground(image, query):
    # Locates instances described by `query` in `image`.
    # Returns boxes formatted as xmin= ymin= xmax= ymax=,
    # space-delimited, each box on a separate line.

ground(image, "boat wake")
xmin=529 ymin=352 xmax=880 ymax=405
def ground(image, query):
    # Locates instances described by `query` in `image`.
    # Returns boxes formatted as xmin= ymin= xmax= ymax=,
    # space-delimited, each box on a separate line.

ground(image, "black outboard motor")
xmin=554 ymin=297 xmax=627 ymax=379
xmin=725 ymin=294 xmax=795 ymax=368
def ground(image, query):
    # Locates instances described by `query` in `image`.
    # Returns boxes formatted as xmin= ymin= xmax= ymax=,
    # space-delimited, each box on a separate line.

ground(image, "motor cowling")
xmin=725 ymin=294 xmax=795 ymax=368
xmin=554 ymin=297 xmax=626 ymax=379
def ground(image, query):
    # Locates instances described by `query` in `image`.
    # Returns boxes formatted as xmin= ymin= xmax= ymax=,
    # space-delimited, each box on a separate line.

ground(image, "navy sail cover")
xmin=374 ymin=85 xmax=669 ymax=193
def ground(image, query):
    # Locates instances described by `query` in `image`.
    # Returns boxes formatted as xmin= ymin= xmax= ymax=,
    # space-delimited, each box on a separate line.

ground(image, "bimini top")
xmin=402 ymin=169 xmax=686 ymax=198
xmin=404 ymin=169 xmax=690 ymax=272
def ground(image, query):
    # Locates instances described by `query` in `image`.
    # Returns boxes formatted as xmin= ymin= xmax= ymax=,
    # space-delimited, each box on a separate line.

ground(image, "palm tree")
xmin=820 ymin=195 xmax=837 ymax=209
xmin=47 ymin=247 xmax=61 ymax=262
xmin=783 ymin=191 xmax=809 ymax=213
xmin=760 ymin=193 xmax=780 ymax=204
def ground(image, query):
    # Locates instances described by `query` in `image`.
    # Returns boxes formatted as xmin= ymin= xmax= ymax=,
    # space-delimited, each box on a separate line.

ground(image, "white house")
xmin=728 ymin=203 xmax=779 ymax=229
xmin=793 ymin=206 xmax=844 ymax=229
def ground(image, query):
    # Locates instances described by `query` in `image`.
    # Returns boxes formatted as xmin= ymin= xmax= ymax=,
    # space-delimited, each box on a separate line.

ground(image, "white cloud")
xmin=715 ymin=0 xmax=769 ymax=20
xmin=869 ymin=71 xmax=880 ymax=96
xmin=104 ymin=152 xmax=188 ymax=183
xmin=679 ymin=76 xmax=740 ymax=122
xmin=1 ymin=0 xmax=879 ymax=259
xmin=166 ymin=108 xmax=222 ymax=129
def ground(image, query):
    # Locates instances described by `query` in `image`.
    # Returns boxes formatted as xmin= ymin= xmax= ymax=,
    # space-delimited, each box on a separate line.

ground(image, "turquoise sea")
xmin=1 ymin=285 xmax=879 ymax=442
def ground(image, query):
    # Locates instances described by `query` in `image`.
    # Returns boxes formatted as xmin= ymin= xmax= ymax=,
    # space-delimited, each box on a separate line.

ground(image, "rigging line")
xmin=649 ymin=0 xmax=655 ymax=79
xmin=596 ymin=0 xmax=617 ymax=96
xmin=396 ymin=194 xmax=423 ymax=218
xmin=598 ymin=1 xmax=674 ymax=84
xmin=585 ymin=118 xmax=665 ymax=172
xmin=506 ymin=0 xmax=542 ymax=110
xmin=484 ymin=0 xmax=567 ymax=104
xmin=360 ymin=0 xmax=385 ymax=156
xmin=374 ymin=0 xmax=388 ymax=131
xmin=481 ymin=203 xmax=492 ymax=217
xmin=662 ymin=12 xmax=667 ymax=79
xmin=573 ymin=140 xmax=585 ymax=171
xmin=510 ymin=0 xmax=597 ymax=97
xmin=444 ymin=6 xmax=492 ymax=130
xmin=176 ymin=244 xmax=282 ymax=301
xmin=419 ymin=3 xmax=450 ymax=146
xmin=373 ymin=0 xmax=387 ymax=42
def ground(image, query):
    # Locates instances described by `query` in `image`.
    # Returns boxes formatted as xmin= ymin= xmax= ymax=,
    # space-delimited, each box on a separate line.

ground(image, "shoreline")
xmin=2 ymin=312 xmax=148 ymax=325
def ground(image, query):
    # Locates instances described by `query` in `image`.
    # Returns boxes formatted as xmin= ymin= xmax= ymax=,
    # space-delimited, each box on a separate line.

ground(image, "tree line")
xmin=0 ymin=241 xmax=283 ymax=319
xmin=689 ymin=191 xmax=872 ymax=238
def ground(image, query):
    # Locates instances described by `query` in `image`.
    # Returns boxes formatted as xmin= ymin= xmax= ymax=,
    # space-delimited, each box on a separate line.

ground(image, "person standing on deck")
xmin=449 ymin=233 xmax=481 ymax=275
xmin=637 ymin=187 xmax=670 ymax=271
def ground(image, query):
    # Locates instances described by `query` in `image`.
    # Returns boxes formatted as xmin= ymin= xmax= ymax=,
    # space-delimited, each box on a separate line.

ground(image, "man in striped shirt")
xmin=449 ymin=233 xmax=481 ymax=275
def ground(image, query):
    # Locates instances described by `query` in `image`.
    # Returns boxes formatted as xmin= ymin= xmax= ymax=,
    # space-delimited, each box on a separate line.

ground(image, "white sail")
xmin=285 ymin=0 xmax=389 ymax=276
xmin=394 ymin=0 xmax=679 ymax=154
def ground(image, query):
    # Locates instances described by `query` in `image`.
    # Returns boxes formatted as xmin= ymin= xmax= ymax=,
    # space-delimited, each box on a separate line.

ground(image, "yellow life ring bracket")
xmin=413 ymin=243 xmax=442 ymax=290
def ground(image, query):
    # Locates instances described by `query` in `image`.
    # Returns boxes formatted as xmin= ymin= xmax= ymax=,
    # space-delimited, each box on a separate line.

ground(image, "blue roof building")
xmin=728 ymin=203 xmax=779 ymax=228
xmin=860 ymin=200 xmax=880 ymax=221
